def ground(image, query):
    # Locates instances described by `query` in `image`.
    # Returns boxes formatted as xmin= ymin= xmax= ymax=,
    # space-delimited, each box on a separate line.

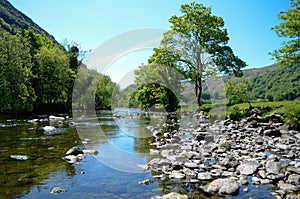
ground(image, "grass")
xmin=226 ymin=100 xmax=300 ymax=128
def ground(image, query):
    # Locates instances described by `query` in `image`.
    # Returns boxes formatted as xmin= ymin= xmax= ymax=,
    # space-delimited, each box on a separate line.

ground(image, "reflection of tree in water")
xmin=0 ymin=122 xmax=81 ymax=198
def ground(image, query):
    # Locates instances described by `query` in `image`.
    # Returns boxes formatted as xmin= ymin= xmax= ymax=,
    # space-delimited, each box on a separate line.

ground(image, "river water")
xmin=0 ymin=110 xmax=274 ymax=199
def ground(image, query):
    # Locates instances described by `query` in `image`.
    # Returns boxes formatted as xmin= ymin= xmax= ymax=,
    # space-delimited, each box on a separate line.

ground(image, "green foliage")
xmin=151 ymin=2 xmax=246 ymax=106
xmin=134 ymin=58 xmax=183 ymax=112
xmin=227 ymin=101 xmax=300 ymax=128
xmin=95 ymin=75 xmax=117 ymax=110
xmin=0 ymin=29 xmax=35 ymax=113
xmin=271 ymin=0 xmax=300 ymax=65
xmin=251 ymin=63 xmax=300 ymax=101
xmin=225 ymin=77 xmax=254 ymax=106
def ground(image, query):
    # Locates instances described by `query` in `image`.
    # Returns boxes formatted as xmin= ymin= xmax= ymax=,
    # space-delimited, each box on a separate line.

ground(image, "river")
xmin=0 ymin=110 xmax=277 ymax=198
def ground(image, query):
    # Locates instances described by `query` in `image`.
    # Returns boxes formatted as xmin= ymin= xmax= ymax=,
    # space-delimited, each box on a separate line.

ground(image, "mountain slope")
xmin=0 ymin=0 xmax=55 ymax=39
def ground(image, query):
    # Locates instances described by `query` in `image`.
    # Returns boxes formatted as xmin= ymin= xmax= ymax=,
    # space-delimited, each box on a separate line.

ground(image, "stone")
xmin=206 ymin=178 xmax=240 ymax=195
xmin=169 ymin=171 xmax=185 ymax=179
xmin=252 ymin=176 xmax=261 ymax=184
xmin=82 ymin=149 xmax=98 ymax=155
xmin=243 ymin=187 xmax=248 ymax=192
xmin=151 ymin=192 xmax=188 ymax=199
xmin=63 ymin=155 xmax=78 ymax=164
xmin=197 ymin=172 xmax=212 ymax=180
xmin=287 ymin=174 xmax=300 ymax=185
xmin=278 ymin=181 xmax=298 ymax=192
xmin=10 ymin=155 xmax=30 ymax=161
xmin=50 ymin=187 xmax=67 ymax=194
xmin=266 ymin=160 xmax=281 ymax=175
xmin=66 ymin=147 xmax=84 ymax=156
xmin=138 ymin=179 xmax=154 ymax=185
xmin=275 ymin=144 xmax=291 ymax=150
xmin=184 ymin=162 xmax=198 ymax=169
xmin=264 ymin=129 xmax=282 ymax=137
xmin=237 ymin=160 xmax=260 ymax=175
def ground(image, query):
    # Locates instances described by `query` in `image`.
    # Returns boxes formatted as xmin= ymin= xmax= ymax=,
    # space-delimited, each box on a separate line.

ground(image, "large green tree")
xmin=153 ymin=2 xmax=246 ymax=106
xmin=0 ymin=29 xmax=35 ymax=113
xmin=134 ymin=49 xmax=184 ymax=112
xmin=271 ymin=0 xmax=300 ymax=65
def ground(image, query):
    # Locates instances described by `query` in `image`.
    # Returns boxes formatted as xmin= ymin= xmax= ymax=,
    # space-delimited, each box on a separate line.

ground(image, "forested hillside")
xmin=0 ymin=0 xmax=118 ymax=114
xmin=249 ymin=63 xmax=299 ymax=101
xmin=0 ymin=0 xmax=54 ymax=39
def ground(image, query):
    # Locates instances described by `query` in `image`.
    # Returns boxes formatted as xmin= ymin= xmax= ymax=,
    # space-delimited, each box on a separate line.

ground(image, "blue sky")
xmin=8 ymin=0 xmax=290 ymax=84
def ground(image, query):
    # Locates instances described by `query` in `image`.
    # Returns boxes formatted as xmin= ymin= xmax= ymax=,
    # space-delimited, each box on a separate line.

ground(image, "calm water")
xmin=0 ymin=110 xmax=274 ymax=199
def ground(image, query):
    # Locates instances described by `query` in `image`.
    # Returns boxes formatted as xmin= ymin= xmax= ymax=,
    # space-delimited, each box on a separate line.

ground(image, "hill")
xmin=0 ymin=0 xmax=55 ymax=40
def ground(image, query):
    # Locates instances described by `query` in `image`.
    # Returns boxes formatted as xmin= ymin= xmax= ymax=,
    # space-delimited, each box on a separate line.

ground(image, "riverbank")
xmin=145 ymin=112 xmax=300 ymax=198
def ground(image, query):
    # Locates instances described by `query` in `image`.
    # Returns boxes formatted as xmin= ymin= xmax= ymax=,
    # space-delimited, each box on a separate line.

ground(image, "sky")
xmin=8 ymin=0 xmax=291 ymax=86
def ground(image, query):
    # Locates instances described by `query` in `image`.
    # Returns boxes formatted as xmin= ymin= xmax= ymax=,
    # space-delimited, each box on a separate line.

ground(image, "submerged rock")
xmin=50 ymin=187 xmax=67 ymax=194
xmin=10 ymin=155 xmax=30 ymax=161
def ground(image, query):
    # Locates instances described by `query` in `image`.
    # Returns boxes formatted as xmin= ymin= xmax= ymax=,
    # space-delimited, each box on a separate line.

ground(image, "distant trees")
xmin=225 ymin=77 xmax=254 ymax=107
xmin=271 ymin=0 xmax=300 ymax=65
xmin=0 ymin=27 xmax=117 ymax=114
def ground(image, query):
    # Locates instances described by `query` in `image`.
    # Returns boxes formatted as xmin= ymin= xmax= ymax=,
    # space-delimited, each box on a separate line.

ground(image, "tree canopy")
xmin=271 ymin=0 xmax=300 ymax=65
xmin=135 ymin=2 xmax=246 ymax=109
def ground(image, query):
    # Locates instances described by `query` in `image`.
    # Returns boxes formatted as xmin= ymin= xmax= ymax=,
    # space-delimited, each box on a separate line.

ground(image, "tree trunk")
xmin=195 ymin=77 xmax=202 ymax=107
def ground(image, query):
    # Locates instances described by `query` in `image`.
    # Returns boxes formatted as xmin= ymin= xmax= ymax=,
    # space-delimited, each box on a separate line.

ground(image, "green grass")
xmin=227 ymin=100 xmax=300 ymax=127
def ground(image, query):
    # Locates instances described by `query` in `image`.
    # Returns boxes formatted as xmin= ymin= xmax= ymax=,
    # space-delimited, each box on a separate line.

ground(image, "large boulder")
xmin=206 ymin=178 xmax=240 ymax=195
xmin=237 ymin=160 xmax=260 ymax=175
xmin=151 ymin=192 xmax=188 ymax=199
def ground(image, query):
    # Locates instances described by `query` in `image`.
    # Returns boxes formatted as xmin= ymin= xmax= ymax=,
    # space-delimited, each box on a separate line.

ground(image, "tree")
xmin=271 ymin=0 xmax=300 ymax=65
xmin=225 ymin=77 xmax=254 ymax=107
xmin=0 ymin=29 xmax=36 ymax=113
xmin=153 ymin=2 xmax=246 ymax=106
xmin=134 ymin=51 xmax=184 ymax=112
xmin=35 ymin=45 xmax=75 ymax=108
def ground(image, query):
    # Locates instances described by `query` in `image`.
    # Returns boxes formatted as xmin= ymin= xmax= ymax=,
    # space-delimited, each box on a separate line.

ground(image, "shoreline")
xmin=145 ymin=112 xmax=300 ymax=198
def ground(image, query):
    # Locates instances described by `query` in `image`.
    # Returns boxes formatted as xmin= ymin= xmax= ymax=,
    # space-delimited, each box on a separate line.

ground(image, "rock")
xmin=243 ymin=187 xmax=248 ymax=192
xmin=10 ymin=155 xmax=30 ymax=161
xmin=151 ymin=192 xmax=188 ymax=199
xmin=184 ymin=162 xmax=198 ymax=169
xmin=149 ymin=149 xmax=160 ymax=155
xmin=42 ymin=125 xmax=56 ymax=132
xmin=286 ymin=194 xmax=300 ymax=199
xmin=66 ymin=147 xmax=84 ymax=156
xmin=266 ymin=160 xmax=281 ymax=175
xmin=275 ymin=143 xmax=291 ymax=150
xmin=138 ymin=179 xmax=154 ymax=185
xmin=287 ymin=174 xmax=300 ymax=185
xmin=206 ymin=178 xmax=240 ymax=195
xmin=197 ymin=172 xmax=212 ymax=180
xmin=50 ymin=187 xmax=67 ymax=194
xmin=169 ymin=170 xmax=185 ymax=179
xmin=261 ymin=179 xmax=271 ymax=184
xmin=278 ymin=181 xmax=298 ymax=192
xmin=49 ymin=115 xmax=65 ymax=122
xmin=237 ymin=160 xmax=260 ymax=175
xmin=62 ymin=155 xmax=78 ymax=164
xmin=252 ymin=176 xmax=261 ymax=184
xmin=264 ymin=129 xmax=282 ymax=137
xmin=82 ymin=149 xmax=98 ymax=155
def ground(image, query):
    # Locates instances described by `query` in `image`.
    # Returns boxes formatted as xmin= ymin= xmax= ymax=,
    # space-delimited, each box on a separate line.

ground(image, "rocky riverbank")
xmin=145 ymin=112 xmax=300 ymax=198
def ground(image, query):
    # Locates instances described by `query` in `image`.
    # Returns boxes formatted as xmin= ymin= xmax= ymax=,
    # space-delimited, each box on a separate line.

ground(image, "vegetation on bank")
xmin=227 ymin=101 xmax=300 ymax=128
xmin=0 ymin=27 xmax=117 ymax=114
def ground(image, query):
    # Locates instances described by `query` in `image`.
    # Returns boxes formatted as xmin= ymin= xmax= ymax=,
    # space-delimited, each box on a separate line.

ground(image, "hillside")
xmin=0 ymin=0 xmax=55 ymax=39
